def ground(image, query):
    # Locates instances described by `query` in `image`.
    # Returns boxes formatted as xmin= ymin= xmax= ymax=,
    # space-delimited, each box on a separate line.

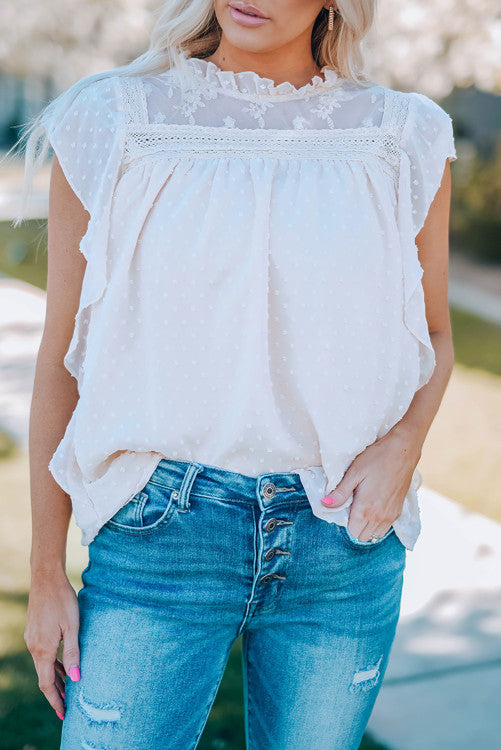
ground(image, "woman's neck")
xmin=205 ymin=40 xmax=324 ymax=88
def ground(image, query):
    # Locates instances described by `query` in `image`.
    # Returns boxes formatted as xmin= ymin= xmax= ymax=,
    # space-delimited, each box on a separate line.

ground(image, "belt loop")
xmin=177 ymin=462 xmax=205 ymax=512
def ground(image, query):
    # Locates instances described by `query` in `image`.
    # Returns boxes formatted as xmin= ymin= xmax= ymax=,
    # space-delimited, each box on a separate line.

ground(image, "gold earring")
xmin=328 ymin=5 xmax=336 ymax=30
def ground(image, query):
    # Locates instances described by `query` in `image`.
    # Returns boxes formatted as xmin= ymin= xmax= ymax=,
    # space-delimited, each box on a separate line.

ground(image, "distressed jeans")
xmin=60 ymin=457 xmax=406 ymax=750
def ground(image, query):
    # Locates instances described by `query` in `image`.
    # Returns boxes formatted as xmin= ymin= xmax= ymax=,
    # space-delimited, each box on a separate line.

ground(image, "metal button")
xmin=264 ymin=548 xmax=276 ymax=561
xmin=264 ymin=518 xmax=278 ymax=532
xmin=259 ymin=572 xmax=286 ymax=584
xmin=262 ymin=482 xmax=276 ymax=498
xmin=259 ymin=574 xmax=275 ymax=584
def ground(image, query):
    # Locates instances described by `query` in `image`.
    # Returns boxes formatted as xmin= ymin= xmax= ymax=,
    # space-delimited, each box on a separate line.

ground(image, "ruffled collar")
xmin=182 ymin=55 xmax=343 ymax=100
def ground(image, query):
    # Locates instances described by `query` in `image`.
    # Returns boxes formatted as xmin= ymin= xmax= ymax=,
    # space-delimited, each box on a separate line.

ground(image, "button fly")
xmin=264 ymin=517 xmax=278 ymax=532
xmin=262 ymin=482 xmax=276 ymax=498
xmin=264 ymin=548 xmax=276 ymax=561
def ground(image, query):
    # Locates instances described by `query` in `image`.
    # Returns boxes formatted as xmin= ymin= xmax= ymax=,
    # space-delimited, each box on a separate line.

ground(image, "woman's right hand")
xmin=24 ymin=569 xmax=81 ymax=720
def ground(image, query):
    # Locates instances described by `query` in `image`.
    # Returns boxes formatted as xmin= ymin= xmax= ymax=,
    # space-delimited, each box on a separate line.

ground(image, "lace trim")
xmin=123 ymin=123 xmax=401 ymax=172
xmin=381 ymin=87 xmax=409 ymax=132
xmin=175 ymin=55 xmax=344 ymax=101
xmin=121 ymin=76 xmax=148 ymax=125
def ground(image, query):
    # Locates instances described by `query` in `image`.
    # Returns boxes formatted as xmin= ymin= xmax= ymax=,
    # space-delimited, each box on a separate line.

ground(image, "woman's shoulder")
xmin=47 ymin=72 xmax=125 ymax=215
xmin=57 ymin=72 xmax=123 ymax=110
xmin=375 ymin=81 xmax=453 ymax=128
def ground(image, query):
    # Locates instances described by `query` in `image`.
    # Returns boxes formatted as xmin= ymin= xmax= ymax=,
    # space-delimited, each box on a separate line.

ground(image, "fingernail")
xmin=61 ymin=691 xmax=65 ymax=699
xmin=321 ymin=495 xmax=334 ymax=505
xmin=56 ymin=710 xmax=65 ymax=720
xmin=68 ymin=666 xmax=81 ymax=681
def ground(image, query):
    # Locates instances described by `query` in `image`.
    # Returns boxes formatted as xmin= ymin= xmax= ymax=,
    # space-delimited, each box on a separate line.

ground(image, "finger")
xmin=55 ymin=671 xmax=66 ymax=700
xmin=359 ymin=522 xmax=392 ymax=543
xmin=35 ymin=658 xmax=66 ymax=717
xmin=54 ymin=658 xmax=67 ymax=678
xmin=61 ymin=622 xmax=81 ymax=683
xmin=346 ymin=513 xmax=367 ymax=540
xmin=348 ymin=498 xmax=390 ymax=541
xmin=322 ymin=469 xmax=360 ymax=508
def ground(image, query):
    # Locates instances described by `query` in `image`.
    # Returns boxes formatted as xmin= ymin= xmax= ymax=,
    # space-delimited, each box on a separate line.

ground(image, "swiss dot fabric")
xmin=47 ymin=56 xmax=457 ymax=548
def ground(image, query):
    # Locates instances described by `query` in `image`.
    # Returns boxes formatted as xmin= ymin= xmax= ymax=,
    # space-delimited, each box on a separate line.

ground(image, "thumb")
xmin=321 ymin=470 xmax=358 ymax=508
xmin=62 ymin=623 xmax=81 ymax=682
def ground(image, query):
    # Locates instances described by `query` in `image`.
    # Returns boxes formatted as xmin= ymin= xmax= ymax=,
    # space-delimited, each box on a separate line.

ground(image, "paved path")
xmin=368 ymin=487 xmax=501 ymax=749
xmin=449 ymin=252 xmax=501 ymax=325
xmin=0 ymin=275 xmax=45 ymax=450
xmin=0 ymin=151 xmax=50 ymax=222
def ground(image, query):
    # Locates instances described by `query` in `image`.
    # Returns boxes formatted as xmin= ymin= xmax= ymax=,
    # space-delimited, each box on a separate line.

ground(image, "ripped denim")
xmin=60 ymin=457 xmax=406 ymax=750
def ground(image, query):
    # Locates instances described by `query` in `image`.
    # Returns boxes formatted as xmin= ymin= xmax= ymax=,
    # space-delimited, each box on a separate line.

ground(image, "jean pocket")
xmin=339 ymin=523 xmax=395 ymax=550
xmin=106 ymin=481 xmax=178 ymax=535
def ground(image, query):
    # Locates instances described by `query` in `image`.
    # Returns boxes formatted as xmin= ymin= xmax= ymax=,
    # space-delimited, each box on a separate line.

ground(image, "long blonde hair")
xmin=6 ymin=0 xmax=377 ymax=227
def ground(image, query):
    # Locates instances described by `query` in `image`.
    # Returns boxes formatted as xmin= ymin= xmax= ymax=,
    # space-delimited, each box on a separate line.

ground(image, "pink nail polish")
xmin=61 ymin=691 xmax=65 ymax=700
xmin=321 ymin=495 xmax=334 ymax=505
xmin=56 ymin=710 xmax=65 ymax=720
xmin=68 ymin=666 xmax=81 ymax=681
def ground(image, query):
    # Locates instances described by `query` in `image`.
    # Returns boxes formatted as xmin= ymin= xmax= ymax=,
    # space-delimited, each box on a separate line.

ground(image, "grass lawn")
xmin=418 ymin=307 xmax=501 ymax=523
xmin=0 ymin=220 xmax=499 ymax=748
xmin=0 ymin=218 xmax=48 ymax=289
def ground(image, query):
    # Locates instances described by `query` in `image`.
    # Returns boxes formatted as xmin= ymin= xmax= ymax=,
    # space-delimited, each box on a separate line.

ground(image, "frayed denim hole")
xmin=349 ymin=654 xmax=384 ymax=693
xmin=77 ymin=689 xmax=123 ymax=727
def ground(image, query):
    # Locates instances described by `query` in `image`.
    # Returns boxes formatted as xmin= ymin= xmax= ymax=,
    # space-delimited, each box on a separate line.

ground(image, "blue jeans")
xmin=60 ymin=458 xmax=406 ymax=749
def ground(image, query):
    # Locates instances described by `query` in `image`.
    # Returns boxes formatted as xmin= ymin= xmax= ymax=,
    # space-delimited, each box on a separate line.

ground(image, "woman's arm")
xmin=29 ymin=155 xmax=89 ymax=574
xmin=390 ymin=158 xmax=455 ymax=447
xmin=321 ymin=159 xmax=454 ymax=542
xmin=24 ymin=155 xmax=89 ymax=719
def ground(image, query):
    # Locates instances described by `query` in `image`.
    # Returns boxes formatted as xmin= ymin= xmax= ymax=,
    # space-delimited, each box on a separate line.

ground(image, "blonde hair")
xmin=6 ymin=0 xmax=377 ymax=227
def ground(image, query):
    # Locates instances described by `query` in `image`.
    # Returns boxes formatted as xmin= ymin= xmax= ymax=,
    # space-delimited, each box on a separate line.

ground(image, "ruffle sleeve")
xmin=46 ymin=74 xmax=125 ymax=383
xmin=397 ymin=92 xmax=457 ymax=389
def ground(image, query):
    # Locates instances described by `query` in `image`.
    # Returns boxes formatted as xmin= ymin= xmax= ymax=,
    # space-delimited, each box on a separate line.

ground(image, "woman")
xmin=16 ymin=1 xmax=456 ymax=747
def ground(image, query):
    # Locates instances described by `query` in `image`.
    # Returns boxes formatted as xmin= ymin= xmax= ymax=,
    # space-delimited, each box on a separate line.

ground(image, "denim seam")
xmin=236 ymin=504 xmax=261 ymax=636
xmin=244 ymin=638 xmax=258 ymax=750
xmin=105 ymin=492 xmax=177 ymax=535
xmin=242 ymin=632 xmax=254 ymax=750
xmin=189 ymin=643 xmax=235 ymax=750
xmin=143 ymin=479 xmax=310 ymax=508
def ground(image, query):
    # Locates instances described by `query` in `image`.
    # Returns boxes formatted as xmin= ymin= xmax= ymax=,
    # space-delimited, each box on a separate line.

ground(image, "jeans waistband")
xmin=149 ymin=457 xmax=309 ymax=510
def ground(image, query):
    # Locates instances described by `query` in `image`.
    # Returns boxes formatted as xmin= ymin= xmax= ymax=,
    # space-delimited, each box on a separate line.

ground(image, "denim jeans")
xmin=60 ymin=457 xmax=406 ymax=750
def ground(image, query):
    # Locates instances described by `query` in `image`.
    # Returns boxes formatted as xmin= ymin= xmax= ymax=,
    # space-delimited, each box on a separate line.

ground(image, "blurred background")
xmin=0 ymin=1 xmax=500 ymax=749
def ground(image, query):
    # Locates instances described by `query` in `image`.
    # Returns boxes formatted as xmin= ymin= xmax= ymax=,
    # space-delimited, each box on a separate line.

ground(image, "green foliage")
xmin=0 ymin=218 xmax=47 ymax=289
xmin=0 ymin=429 xmax=17 ymax=460
xmin=451 ymin=137 xmax=501 ymax=263
xmin=450 ymin=306 xmax=501 ymax=377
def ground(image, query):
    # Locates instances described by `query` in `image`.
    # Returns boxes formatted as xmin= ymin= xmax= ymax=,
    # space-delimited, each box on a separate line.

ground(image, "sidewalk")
xmin=1 ymin=263 xmax=501 ymax=750
xmin=368 ymin=487 xmax=501 ymax=749
xmin=0 ymin=151 xmax=50 ymax=222
xmin=0 ymin=276 xmax=45 ymax=450
xmin=449 ymin=252 xmax=501 ymax=325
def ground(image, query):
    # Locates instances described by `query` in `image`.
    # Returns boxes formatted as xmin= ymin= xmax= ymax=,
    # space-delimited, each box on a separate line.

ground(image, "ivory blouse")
xmin=46 ymin=55 xmax=457 ymax=549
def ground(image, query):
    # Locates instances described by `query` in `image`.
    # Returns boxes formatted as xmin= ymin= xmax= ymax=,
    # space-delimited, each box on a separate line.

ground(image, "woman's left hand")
xmin=320 ymin=428 xmax=422 ymax=542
